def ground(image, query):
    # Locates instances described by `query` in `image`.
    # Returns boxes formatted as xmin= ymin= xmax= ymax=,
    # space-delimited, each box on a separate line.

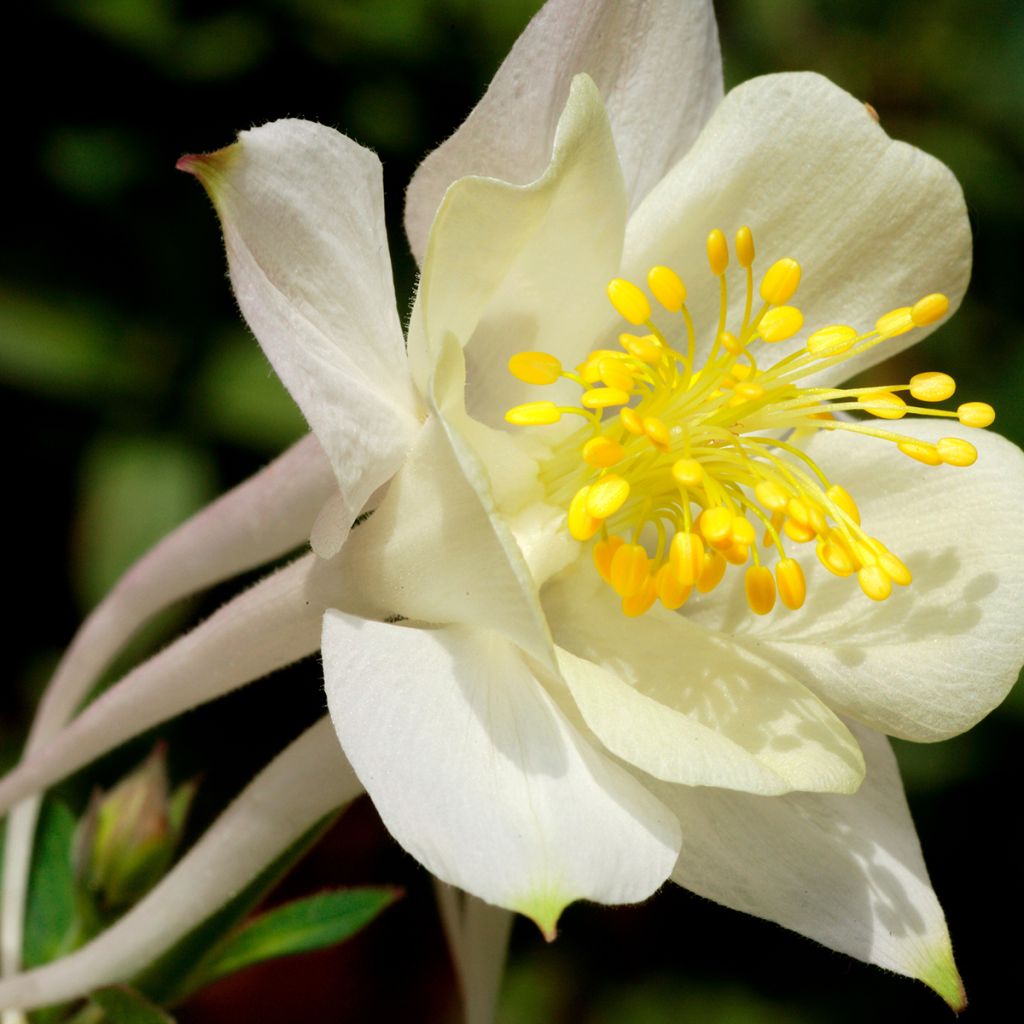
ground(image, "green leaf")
xmin=23 ymin=800 xmax=78 ymax=968
xmin=90 ymin=985 xmax=175 ymax=1024
xmin=133 ymin=814 xmax=337 ymax=1005
xmin=188 ymin=886 xmax=399 ymax=989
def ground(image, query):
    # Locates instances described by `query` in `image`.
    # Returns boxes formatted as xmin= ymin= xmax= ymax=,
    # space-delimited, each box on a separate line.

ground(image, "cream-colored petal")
xmin=435 ymin=882 xmax=513 ymax=1024
xmin=2 ymin=433 xmax=334 ymax=979
xmin=0 ymin=553 xmax=347 ymax=817
xmin=335 ymin=411 xmax=553 ymax=666
xmin=0 ymin=719 xmax=361 ymax=1012
xmin=544 ymin=568 xmax=863 ymax=794
xmin=657 ymin=721 xmax=964 ymax=1011
xmin=182 ymin=119 xmax=422 ymax=545
xmin=323 ymin=614 xmax=680 ymax=937
xmin=686 ymin=419 xmax=1024 ymax=741
xmin=405 ymin=0 xmax=722 ymax=262
xmin=408 ymin=75 xmax=626 ymax=423
xmin=622 ymin=72 xmax=971 ymax=383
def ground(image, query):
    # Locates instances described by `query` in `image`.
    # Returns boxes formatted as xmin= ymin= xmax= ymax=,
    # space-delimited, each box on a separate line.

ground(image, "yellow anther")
xmin=858 ymin=565 xmax=892 ymax=601
xmin=731 ymin=363 xmax=754 ymax=382
xmin=937 ymin=436 xmax=978 ymax=467
xmin=731 ymin=517 xmax=757 ymax=547
xmin=707 ymin=229 xmax=729 ymax=276
xmin=610 ymin=543 xmax=651 ymax=598
xmin=745 ymin=564 xmax=777 ymax=615
xmin=878 ymin=550 xmax=912 ymax=586
xmin=620 ymin=407 xmax=644 ymax=434
xmin=776 ymin=558 xmax=806 ymax=610
xmin=957 ymin=402 xmax=995 ymax=428
xmin=724 ymin=541 xmax=750 ymax=565
xmin=568 ymin=486 xmax=602 ymax=540
xmin=670 ymin=532 xmax=705 ymax=586
xmin=807 ymin=503 xmax=828 ymax=535
xmin=620 ymin=333 xmax=662 ymax=363
xmin=699 ymin=506 xmax=734 ymax=550
xmin=897 ymin=439 xmax=943 ymax=466
xmin=876 ymin=306 xmax=914 ymax=337
xmin=909 ymin=372 xmax=956 ymax=402
xmin=759 ymin=258 xmax=802 ymax=305
xmin=623 ymin=573 xmax=659 ymax=617
xmin=642 ymin=416 xmax=671 ymax=448
xmin=607 ymin=278 xmax=651 ymax=325
xmin=759 ymin=305 xmax=804 ymax=343
xmin=583 ymin=436 xmax=625 ymax=467
xmin=818 ymin=538 xmax=855 ymax=577
xmin=656 ymin=562 xmax=692 ymax=610
xmin=696 ymin=551 xmax=727 ymax=593
xmin=582 ymin=387 xmax=631 ymax=409
xmin=508 ymin=351 xmax=562 ymax=385
xmin=505 ymin=401 xmax=562 ymax=426
xmin=593 ymin=535 xmax=625 ymax=583
xmin=783 ymin=518 xmax=816 ymax=544
xmin=755 ymin=479 xmax=789 ymax=512
xmin=586 ymin=474 xmax=630 ymax=519
xmin=579 ymin=358 xmax=604 ymax=384
xmin=597 ymin=357 xmax=634 ymax=393
xmin=807 ymin=324 xmax=858 ymax=356
xmin=648 ymin=265 xmax=687 ymax=312
xmin=858 ymin=391 xmax=907 ymax=420
xmin=852 ymin=540 xmax=878 ymax=568
xmin=733 ymin=382 xmax=766 ymax=402
xmin=672 ymin=458 xmax=703 ymax=488
xmin=786 ymin=497 xmax=812 ymax=529
xmin=736 ymin=225 xmax=755 ymax=268
xmin=826 ymin=484 xmax=860 ymax=525
xmin=911 ymin=292 xmax=949 ymax=327
xmin=720 ymin=331 xmax=743 ymax=355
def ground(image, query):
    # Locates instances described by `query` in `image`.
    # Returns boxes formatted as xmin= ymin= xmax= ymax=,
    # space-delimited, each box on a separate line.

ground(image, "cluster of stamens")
xmin=505 ymin=227 xmax=994 ymax=618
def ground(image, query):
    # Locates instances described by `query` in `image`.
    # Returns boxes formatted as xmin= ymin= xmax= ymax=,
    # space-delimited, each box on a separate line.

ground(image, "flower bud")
xmin=74 ymin=744 xmax=196 ymax=912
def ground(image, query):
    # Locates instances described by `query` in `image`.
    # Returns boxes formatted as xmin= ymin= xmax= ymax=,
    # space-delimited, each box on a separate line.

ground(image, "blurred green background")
xmin=2 ymin=0 xmax=1022 ymax=1020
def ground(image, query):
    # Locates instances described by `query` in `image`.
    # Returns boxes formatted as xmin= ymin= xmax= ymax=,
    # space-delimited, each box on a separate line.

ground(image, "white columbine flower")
xmin=2 ymin=1 xmax=1022 ymax=1019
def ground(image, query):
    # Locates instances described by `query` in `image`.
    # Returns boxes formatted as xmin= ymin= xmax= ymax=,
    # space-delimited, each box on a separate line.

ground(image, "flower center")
xmin=504 ymin=227 xmax=995 ymax=618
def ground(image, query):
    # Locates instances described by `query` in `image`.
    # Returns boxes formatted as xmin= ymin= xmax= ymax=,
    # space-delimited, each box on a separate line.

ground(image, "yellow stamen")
xmin=607 ymin=278 xmax=651 ymax=325
xmin=736 ymin=225 xmax=755 ymax=268
xmin=937 ymin=437 xmax=977 ymax=466
xmin=958 ymin=402 xmax=995 ymax=428
xmin=745 ymin=565 xmax=777 ymax=615
xmin=648 ymin=265 xmax=687 ymax=313
xmin=587 ymin=475 xmax=631 ymax=519
xmin=776 ymin=558 xmax=806 ymax=610
xmin=505 ymin=401 xmax=561 ymax=426
xmin=583 ymin=436 xmax=625 ymax=467
xmin=508 ymin=351 xmax=562 ymax=385
xmin=707 ymin=229 xmax=729 ymax=276
xmin=909 ymin=372 xmax=955 ymax=402
xmin=504 ymin=225 xmax=993 ymax=619
xmin=759 ymin=258 xmax=801 ymax=305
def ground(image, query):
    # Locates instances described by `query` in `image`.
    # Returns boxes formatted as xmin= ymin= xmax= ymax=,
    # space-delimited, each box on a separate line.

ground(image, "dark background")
xmin=2 ymin=0 xmax=1022 ymax=1020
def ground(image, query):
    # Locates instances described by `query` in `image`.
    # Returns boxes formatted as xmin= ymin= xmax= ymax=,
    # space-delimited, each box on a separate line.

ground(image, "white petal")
xmin=26 ymin=434 xmax=334 ymax=748
xmin=3 ymin=434 xmax=334 ymax=978
xmin=687 ymin=420 xmax=1024 ymax=741
xmin=544 ymin=569 xmax=864 ymax=794
xmin=404 ymin=0 xmax=722 ymax=262
xmin=336 ymin=412 xmax=553 ymax=665
xmin=182 ymin=119 xmax=422 ymax=542
xmin=657 ymin=721 xmax=964 ymax=1010
xmin=623 ymin=72 xmax=971 ymax=381
xmin=323 ymin=613 xmax=680 ymax=936
xmin=409 ymin=75 xmax=626 ymax=424
xmin=0 ymin=719 xmax=362 ymax=1011
xmin=0 ymin=554 xmax=348 ymax=816
xmin=435 ymin=882 xmax=513 ymax=1024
